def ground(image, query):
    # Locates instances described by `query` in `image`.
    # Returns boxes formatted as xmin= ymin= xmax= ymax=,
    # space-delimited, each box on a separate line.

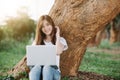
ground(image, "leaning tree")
xmin=8 ymin=0 xmax=120 ymax=79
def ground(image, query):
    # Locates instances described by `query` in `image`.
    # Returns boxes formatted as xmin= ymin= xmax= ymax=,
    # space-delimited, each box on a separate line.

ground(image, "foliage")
xmin=0 ymin=11 xmax=36 ymax=42
xmin=5 ymin=14 xmax=36 ymax=41
xmin=0 ymin=28 xmax=5 ymax=41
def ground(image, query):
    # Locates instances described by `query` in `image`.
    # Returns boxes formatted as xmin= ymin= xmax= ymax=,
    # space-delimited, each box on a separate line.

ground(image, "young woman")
xmin=29 ymin=15 xmax=68 ymax=80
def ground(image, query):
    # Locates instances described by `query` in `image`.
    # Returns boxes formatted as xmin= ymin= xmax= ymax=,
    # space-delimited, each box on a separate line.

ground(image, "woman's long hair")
xmin=35 ymin=15 xmax=56 ymax=45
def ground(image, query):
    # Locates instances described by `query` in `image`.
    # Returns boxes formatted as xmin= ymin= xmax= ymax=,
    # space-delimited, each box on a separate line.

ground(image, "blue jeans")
xmin=29 ymin=65 xmax=61 ymax=80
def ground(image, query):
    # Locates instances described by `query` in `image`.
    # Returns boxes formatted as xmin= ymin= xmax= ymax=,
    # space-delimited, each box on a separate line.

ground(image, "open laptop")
xmin=26 ymin=45 xmax=56 ymax=66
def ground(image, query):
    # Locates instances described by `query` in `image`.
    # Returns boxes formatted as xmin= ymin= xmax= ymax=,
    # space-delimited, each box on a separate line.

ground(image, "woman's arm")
xmin=56 ymin=36 xmax=64 ymax=55
xmin=55 ymin=26 xmax=67 ymax=55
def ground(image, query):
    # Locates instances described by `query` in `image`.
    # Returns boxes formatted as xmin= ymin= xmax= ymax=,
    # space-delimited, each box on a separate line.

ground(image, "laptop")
xmin=26 ymin=45 xmax=56 ymax=66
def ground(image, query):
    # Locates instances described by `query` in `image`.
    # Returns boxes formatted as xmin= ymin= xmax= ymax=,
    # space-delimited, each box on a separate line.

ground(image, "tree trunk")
xmin=88 ymin=28 xmax=105 ymax=47
xmin=8 ymin=0 xmax=120 ymax=79
xmin=110 ymin=21 xmax=119 ymax=44
xmin=87 ymin=35 xmax=96 ymax=47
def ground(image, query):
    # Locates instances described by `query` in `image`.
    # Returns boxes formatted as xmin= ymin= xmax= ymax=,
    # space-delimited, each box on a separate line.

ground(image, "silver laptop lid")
xmin=26 ymin=45 xmax=56 ymax=66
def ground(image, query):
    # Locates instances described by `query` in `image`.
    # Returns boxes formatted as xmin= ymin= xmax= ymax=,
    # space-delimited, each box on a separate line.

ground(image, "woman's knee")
xmin=29 ymin=65 xmax=42 ymax=77
xmin=43 ymin=65 xmax=52 ymax=70
xmin=42 ymin=65 xmax=53 ymax=80
xmin=43 ymin=65 xmax=53 ymax=74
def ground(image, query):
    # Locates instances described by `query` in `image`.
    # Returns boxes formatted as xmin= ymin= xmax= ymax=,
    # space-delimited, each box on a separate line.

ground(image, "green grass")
xmin=98 ymin=39 xmax=111 ymax=49
xmin=98 ymin=39 xmax=120 ymax=49
xmin=79 ymin=50 xmax=120 ymax=80
xmin=79 ymin=40 xmax=120 ymax=80
xmin=0 ymin=39 xmax=30 ymax=75
xmin=0 ymin=39 xmax=120 ymax=80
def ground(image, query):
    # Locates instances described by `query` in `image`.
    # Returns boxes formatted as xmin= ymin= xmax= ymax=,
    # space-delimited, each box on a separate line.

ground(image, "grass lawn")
xmin=79 ymin=51 xmax=120 ymax=80
xmin=0 ymin=39 xmax=28 ymax=78
xmin=0 ymin=39 xmax=120 ymax=80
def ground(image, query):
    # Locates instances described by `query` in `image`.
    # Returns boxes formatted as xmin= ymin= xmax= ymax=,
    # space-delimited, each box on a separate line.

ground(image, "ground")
xmin=65 ymin=71 xmax=114 ymax=80
xmin=0 ymin=40 xmax=120 ymax=80
xmin=62 ymin=45 xmax=120 ymax=80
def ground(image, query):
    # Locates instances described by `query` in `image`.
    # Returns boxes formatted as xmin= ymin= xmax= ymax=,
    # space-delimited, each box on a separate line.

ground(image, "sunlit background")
xmin=0 ymin=0 xmax=120 ymax=80
xmin=0 ymin=0 xmax=54 ymax=25
xmin=0 ymin=0 xmax=55 ymax=77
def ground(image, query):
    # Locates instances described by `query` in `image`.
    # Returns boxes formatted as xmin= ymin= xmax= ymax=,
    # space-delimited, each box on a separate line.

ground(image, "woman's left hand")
xmin=55 ymin=26 xmax=60 ymax=38
xmin=55 ymin=26 xmax=64 ymax=55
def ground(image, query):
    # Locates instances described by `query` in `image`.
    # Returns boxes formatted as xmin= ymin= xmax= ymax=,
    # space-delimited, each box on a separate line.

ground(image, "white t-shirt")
xmin=32 ymin=37 xmax=68 ymax=69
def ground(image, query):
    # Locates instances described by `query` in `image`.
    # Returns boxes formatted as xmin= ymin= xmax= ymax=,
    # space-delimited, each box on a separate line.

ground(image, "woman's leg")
xmin=29 ymin=64 xmax=42 ymax=80
xmin=43 ymin=65 xmax=54 ymax=80
xmin=53 ymin=70 xmax=61 ymax=80
xmin=42 ymin=65 xmax=61 ymax=80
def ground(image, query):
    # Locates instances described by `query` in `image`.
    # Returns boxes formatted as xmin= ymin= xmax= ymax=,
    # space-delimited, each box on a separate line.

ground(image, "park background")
xmin=0 ymin=0 xmax=120 ymax=80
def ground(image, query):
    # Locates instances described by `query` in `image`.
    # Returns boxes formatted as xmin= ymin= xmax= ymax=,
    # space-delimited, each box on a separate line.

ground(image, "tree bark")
xmin=87 ymin=35 xmax=96 ymax=47
xmin=8 ymin=0 xmax=120 ymax=79
xmin=88 ymin=28 xmax=105 ymax=47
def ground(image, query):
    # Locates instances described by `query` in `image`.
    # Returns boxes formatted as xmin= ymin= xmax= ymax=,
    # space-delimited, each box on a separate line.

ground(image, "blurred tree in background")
xmin=0 ymin=8 xmax=36 ymax=51
xmin=5 ymin=11 xmax=36 ymax=41
xmin=88 ymin=13 xmax=120 ymax=47
xmin=0 ymin=28 xmax=5 ymax=41
xmin=109 ymin=13 xmax=120 ymax=44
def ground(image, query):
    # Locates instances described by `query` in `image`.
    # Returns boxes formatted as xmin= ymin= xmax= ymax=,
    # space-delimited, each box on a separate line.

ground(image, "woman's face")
xmin=42 ymin=20 xmax=53 ymax=36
